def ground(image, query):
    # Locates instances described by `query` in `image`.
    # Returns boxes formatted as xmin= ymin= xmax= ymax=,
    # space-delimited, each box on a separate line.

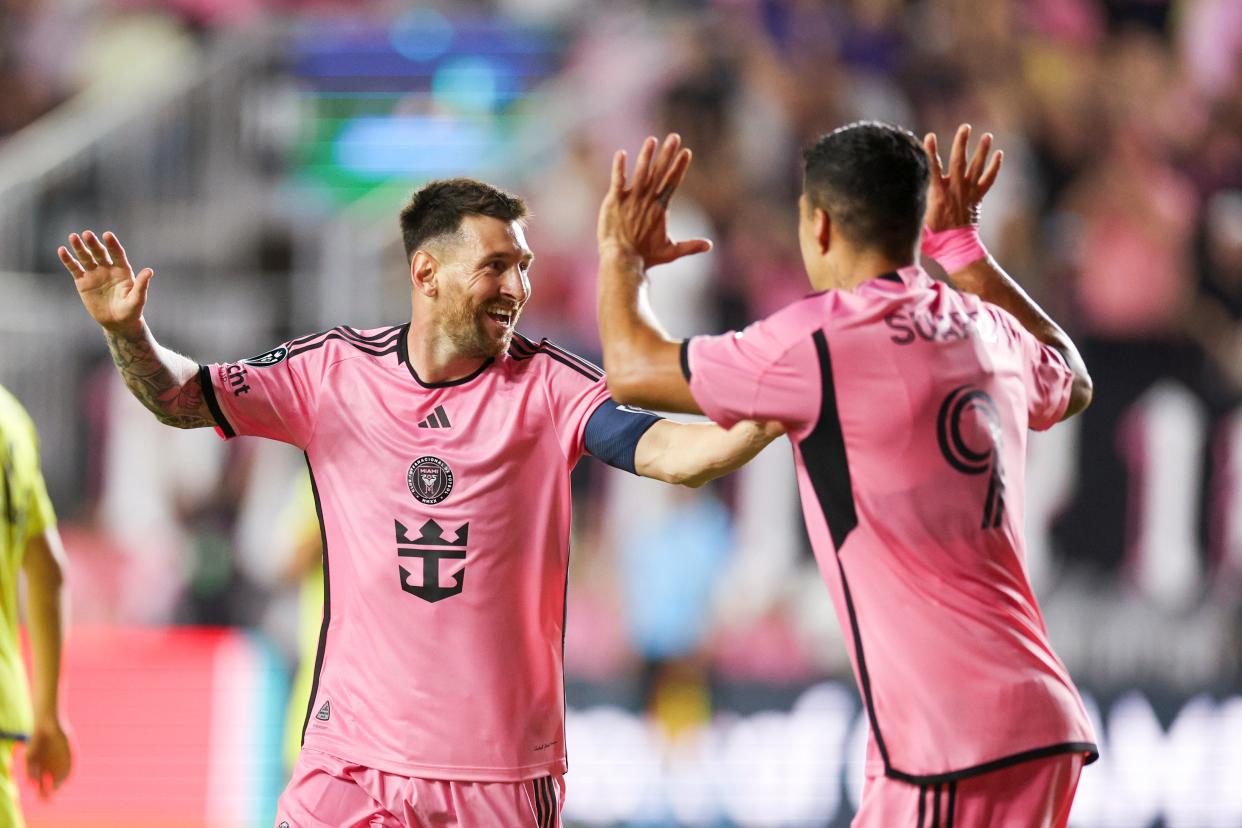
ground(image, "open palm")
xmin=57 ymin=231 xmax=152 ymax=333
xmin=597 ymin=133 xmax=712 ymax=268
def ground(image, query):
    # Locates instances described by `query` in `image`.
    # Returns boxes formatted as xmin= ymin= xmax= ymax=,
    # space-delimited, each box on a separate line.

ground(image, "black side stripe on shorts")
xmin=916 ymin=782 xmax=957 ymax=828
xmin=532 ymin=776 xmax=558 ymax=828
xmin=532 ymin=778 xmax=545 ymax=827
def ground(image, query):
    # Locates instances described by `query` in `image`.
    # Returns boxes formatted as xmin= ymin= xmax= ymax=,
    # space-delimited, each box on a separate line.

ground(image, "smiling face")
xmin=430 ymin=214 xmax=533 ymax=358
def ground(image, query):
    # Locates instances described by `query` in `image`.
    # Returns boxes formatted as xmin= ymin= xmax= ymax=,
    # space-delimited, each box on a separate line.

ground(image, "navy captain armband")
xmin=584 ymin=398 xmax=663 ymax=474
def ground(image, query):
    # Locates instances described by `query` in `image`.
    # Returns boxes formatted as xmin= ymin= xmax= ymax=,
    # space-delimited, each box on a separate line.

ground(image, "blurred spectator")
xmin=5 ymin=0 xmax=1242 ymax=723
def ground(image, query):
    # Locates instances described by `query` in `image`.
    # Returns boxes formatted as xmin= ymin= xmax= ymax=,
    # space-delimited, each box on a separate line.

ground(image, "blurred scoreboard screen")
xmin=290 ymin=13 xmax=563 ymax=203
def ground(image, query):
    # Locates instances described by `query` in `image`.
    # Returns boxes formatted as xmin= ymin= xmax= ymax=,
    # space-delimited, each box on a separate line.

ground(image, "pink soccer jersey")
xmin=687 ymin=265 xmax=1097 ymax=783
xmin=200 ymin=325 xmax=616 ymax=781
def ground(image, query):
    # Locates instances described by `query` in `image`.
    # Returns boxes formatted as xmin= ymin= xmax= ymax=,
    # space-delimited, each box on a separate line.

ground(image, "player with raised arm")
xmin=595 ymin=125 xmax=1096 ymax=826
xmin=0 ymin=386 xmax=73 ymax=823
xmin=58 ymin=178 xmax=780 ymax=827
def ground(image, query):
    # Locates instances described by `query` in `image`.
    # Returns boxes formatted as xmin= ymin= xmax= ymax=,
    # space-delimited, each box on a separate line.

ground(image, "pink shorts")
xmin=276 ymin=748 xmax=564 ymax=828
xmin=853 ymin=752 xmax=1085 ymax=827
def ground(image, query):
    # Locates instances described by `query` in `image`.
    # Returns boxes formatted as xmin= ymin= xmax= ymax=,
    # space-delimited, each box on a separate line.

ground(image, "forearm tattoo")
xmin=105 ymin=329 xmax=214 ymax=428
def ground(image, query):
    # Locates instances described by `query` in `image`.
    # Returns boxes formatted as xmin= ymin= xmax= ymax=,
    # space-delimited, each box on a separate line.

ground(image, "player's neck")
xmin=829 ymin=246 xmax=915 ymax=292
xmin=404 ymin=322 xmax=489 ymax=384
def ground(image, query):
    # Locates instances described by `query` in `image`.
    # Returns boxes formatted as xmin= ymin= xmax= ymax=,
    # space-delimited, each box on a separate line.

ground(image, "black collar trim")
xmin=396 ymin=323 xmax=494 ymax=388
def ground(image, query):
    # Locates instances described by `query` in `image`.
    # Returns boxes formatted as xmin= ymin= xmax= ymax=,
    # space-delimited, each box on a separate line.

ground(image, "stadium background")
xmin=2 ymin=0 xmax=1241 ymax=825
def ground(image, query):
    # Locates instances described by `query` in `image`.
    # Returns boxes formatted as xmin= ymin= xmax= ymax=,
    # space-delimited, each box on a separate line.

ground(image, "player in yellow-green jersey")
xmin=0 ymin=385 xmax=72 ymax=824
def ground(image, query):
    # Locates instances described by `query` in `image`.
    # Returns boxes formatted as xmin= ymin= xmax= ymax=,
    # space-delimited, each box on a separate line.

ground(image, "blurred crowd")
xmin=3 ymin=0 xmax=1242 ymax=730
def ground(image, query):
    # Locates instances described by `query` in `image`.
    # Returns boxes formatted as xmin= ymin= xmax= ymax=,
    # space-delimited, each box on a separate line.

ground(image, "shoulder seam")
xmin=743 ymin=328 xmax=813 ymax=421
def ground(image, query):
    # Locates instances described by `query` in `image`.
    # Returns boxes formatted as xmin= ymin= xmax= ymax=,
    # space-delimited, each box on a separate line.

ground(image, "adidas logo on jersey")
xmin=418 ymin=405 xmax=451 ymax=429
xmin=316 ymin=701 xmax=331 ymax=721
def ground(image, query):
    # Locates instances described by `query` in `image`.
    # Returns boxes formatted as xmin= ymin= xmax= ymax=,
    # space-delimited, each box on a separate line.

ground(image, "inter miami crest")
xmin=242 ymin=345 xmax=288 ymax=367
xmin=407 ymin=456 xmax=454 ymax=504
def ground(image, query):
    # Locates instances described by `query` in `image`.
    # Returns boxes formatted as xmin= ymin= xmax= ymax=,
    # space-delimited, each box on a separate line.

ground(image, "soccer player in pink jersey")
xmin=57 ymin=179 xmax=782 ymax=827
xmin=595 ymin=125 xmax=1098 ymax=826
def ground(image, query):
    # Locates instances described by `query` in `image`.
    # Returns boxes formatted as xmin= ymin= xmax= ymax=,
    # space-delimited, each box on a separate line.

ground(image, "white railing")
xmin=0 ymin=27 xmax=288 ymax=503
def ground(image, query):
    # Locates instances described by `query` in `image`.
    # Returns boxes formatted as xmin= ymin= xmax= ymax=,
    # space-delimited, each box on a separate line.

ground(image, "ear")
xmin=814 ymin=207 xmax=831 ymax=256
xmin=411 ymin=250 xmax=438 ymax=297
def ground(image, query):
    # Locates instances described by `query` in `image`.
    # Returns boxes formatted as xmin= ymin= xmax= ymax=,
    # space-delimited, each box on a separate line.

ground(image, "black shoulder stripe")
xmin=287 ymin=327 xmax=336 ymax=349
xmin=287 ymin=324 xmax=403 ymax=351
xmin=509 ymin=336 xmax=537 ymax=357
xmin=538 ymin=349 xmax=602 ymax=382
xmin=541 ymin=339 xmax=603 ymax=376
xmin=511 ymin=333 xmax=604 ymax=378
xmin=287 ymin=331 xmax=400 ymax=359
xmin=287 ymin=331 xmax=400 ymax=360
xmin=508 ymin=343 xmax=602 ymax=382
xmin=340 ymin=324 xmax=404 ymax=343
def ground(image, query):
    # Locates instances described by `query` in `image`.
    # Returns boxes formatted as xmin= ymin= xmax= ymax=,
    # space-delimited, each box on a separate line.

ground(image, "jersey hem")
xmin=303 ymin=735 xmax=568 ymax=782
xmin=882 ymin=741 xmax=1099 ymax=785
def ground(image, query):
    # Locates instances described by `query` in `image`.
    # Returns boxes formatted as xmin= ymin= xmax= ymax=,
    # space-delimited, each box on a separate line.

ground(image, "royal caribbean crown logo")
xmin=407 ymin=456 xmax=454 ymax=505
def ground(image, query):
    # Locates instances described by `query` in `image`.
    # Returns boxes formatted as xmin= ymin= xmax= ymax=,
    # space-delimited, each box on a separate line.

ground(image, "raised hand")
xmin=923 ymin=124 xmax=1003 ymax=232
xmin=57 ymin=231 xmax=152 ymax=334
xmin=597 ymin=133 xmax=713 ymax=268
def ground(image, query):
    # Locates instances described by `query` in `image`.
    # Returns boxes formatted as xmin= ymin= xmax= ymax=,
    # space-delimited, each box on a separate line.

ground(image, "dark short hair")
xmin=802 ymin=121 xmax=929 ymax=261
xmin=399 ymin=178 xmax=528 ymax=260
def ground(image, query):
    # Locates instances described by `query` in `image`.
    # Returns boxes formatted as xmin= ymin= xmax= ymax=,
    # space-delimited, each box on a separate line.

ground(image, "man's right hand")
xmin=57 ymin=231 xmax=152 ymax=335
xmin=923 ymin=124 xmax=1003 ymax=233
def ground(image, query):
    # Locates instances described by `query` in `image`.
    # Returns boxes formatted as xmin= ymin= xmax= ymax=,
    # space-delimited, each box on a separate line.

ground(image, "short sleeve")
xmin=528 ymin=339 xmax=613 ymax=463
xmin=685 ymin=309 xmax=821 ymax=432
xmin=1021 ymin=331 xmax=1074 ymax=431
xmin=201 ymin=339 xmax=324 ymax=448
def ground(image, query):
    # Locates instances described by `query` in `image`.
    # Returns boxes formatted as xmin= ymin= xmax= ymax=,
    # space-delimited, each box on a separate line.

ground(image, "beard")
xmin=440 ymin=289 xmax=520 ymax=359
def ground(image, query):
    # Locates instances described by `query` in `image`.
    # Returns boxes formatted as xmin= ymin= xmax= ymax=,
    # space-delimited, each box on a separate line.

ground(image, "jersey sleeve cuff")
xmin=197 ymin=364 xmax=236 ymax=439
xmin=679 ymin=338 xmax=692 ymax=381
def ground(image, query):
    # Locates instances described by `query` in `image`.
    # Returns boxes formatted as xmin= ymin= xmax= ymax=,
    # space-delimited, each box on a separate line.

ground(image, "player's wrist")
xmin=598 ymin=241 xmax=647 ymax=275
xmin=921 ymin=225 xmax=989 ymax=273
xmin=101 ymin=317 xmax=145 ymax=339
